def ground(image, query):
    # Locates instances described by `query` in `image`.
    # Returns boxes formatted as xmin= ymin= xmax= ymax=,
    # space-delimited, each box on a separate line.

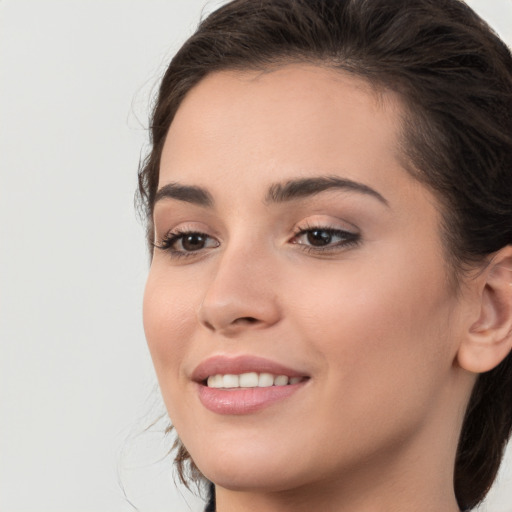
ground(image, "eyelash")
xmin=153 ymin=228 xmax=219 ymax=260
xmin=291 ymin=225 xmax=361 ymax=254
xmin=154 ymin=225 xmax=360 ymax=259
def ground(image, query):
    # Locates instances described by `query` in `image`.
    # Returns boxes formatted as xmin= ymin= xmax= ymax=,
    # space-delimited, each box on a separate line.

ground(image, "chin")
xmin=189 ymin=440 xmax=311 ymax=493
xmin=202 ymin=465 xmax=308 ymax=494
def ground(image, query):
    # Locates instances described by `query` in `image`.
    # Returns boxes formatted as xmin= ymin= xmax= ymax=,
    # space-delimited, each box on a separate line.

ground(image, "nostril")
xmin=201 ymin=317 xmax=258 ymax=331
xmin=235 ymin=316 xmax=259 ymax=325
xmin=204 ymin=320 xmax=215 ymax=331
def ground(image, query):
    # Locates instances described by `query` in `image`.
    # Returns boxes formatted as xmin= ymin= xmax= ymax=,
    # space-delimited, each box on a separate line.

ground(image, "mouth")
xmin=192 ymin=355 xmax=310 ymax=415
xmin=205 ymin=372 xmax=306 ymax=389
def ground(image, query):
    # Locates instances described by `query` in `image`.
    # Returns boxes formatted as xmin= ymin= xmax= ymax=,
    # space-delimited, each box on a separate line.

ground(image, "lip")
xmin=192 ymin=355 xmax=310 ymax=415
xmin=191 ymin=354 xmax=307 ymax=383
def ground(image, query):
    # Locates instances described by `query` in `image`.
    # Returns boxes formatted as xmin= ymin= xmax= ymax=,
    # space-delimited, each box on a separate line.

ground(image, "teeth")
xmin=274 ymin=375 xmax=289 ymax=386
xmin=222 ymin=374 xmax=240 ymax=388
xmin=206 ymin=372 xmax=303 ymax=388
xmin=258 ymin=372 xmax=274 ymax=387
xmin=207 ymin=375 xmax=223 ymax=388
xmin=239 ymin=372 xmax=259 ymax=388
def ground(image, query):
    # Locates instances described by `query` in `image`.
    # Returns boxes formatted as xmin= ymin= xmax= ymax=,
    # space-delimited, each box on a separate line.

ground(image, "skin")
xmin=143 ymin=65 xmax=482 ymax=512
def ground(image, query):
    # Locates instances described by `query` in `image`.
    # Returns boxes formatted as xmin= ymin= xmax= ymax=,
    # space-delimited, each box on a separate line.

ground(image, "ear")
xmin=457 ymin=246 xmax=512 ymax=374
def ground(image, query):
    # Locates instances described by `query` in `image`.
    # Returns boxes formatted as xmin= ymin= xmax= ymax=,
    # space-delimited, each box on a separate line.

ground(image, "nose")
xmin=197 ymin=244 xmax=282 ymax=336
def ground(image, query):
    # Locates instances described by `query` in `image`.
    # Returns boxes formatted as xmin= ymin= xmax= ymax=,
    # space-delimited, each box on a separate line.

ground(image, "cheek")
xmin=273 ymin=265 xmax=457 ymax=472
xmin=142 ymin=269 xmax=198 ymax=387
xmin=291 ymin=253 xmax=457 ymax=406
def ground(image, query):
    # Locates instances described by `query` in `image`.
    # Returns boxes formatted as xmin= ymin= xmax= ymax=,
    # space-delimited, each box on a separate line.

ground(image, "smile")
xmin=206 ymin=373 xmax=304 ymax=388
xmin=193 ymin=355 xmax=310 ymax=414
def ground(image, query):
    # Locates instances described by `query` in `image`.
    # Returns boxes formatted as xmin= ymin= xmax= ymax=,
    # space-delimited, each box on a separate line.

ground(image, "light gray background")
xmin=1 ymin=1 xmax=511 ymax=511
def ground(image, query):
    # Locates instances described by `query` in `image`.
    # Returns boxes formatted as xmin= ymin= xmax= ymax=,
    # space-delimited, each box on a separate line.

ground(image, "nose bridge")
xmin=197 ymin=236 xmax=281 ymax=333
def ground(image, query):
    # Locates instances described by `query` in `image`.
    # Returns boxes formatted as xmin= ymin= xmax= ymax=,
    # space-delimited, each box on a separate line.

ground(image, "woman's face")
xmin=144 ymin=65 xmax=469 ymax=492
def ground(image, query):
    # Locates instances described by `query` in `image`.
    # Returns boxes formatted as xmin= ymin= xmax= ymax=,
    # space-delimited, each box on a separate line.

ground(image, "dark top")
xmin=204 ymin=482 xmax=216 ymax=512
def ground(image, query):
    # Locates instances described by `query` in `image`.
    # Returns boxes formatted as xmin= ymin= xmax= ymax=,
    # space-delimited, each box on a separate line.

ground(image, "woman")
xmin=138 ymin=0 xmax=512 ymax=510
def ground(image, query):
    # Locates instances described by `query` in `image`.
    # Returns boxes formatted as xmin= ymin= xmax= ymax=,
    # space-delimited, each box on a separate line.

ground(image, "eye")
xmin=291 ymin=226 xmax=360 ymax=252
xmin=302 ymin=229 xmax=338 ymax=247
xmin=176 ymin=232 xmax=212 ymax=251
xmin=154 ymin=229 xmax=220 ymax=258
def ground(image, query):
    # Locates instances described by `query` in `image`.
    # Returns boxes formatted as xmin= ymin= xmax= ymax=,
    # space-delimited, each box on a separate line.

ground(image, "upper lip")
xmin=191 ymin=355 xmax=308 ymax=383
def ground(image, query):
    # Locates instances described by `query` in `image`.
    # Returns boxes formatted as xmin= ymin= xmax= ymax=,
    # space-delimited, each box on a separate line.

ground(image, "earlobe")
xmin=457 ymin=246 xmax=512 ymax=374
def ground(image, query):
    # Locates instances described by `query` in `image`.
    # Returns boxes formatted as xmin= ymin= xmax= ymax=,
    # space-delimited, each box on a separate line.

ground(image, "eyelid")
xmin=292 ymin=215 xmax=360 ymax=236
xmin=153 ymin=230 xmax=220 ymax=263
xmin=291 ymin=226 xmax=360 ymax=244
xmin=153 ymin=221 xmax=221 ymax=260
xmin=289 ymin=218 xmax=362 ymax=253
xmin=154 ymin=220 xmax=219 ymax=242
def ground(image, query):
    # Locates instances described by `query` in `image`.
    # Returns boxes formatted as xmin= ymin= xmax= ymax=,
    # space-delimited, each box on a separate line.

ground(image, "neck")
xmin=214 ymin=455 xmax=461 ymax=512
xmin=214 ymin=387 xmax=469 ymax=512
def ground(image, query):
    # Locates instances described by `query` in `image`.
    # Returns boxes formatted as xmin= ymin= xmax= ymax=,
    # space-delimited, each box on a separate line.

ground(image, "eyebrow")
xmin=154 ymin=182 xmax=214 ymax=208
xmin=265 ymin=176 xmax=388 ymax=206
xmin=153 ymin=175 xmax=388 ymax=208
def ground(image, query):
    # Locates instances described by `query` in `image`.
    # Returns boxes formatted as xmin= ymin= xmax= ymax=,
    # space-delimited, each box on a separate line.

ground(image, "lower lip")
xmin=197 ymin=382 xmax=305 ymax=415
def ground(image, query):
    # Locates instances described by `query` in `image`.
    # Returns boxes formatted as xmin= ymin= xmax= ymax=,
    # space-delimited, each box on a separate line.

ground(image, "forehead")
xmin=159 ymin=64 xmax=408 ymax=195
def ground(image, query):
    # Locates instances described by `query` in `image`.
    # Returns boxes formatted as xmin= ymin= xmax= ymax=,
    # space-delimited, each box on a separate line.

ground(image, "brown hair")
xmin=138 ymin=0 xmax=512 ymax=509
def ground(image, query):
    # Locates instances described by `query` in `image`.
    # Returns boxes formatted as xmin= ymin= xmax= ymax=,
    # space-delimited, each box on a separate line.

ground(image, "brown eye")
xmin=181 ymin=233 xmax=208 ymax=251
xmin=291 ymin=227 xmax=360 ymax=252
xmin=155 ymin=230 xmax=220 ymax=257
xmin=307 ymin=229 xmax=333 ymax=246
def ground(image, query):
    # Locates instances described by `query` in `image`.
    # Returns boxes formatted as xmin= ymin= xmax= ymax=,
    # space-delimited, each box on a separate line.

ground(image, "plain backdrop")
xmin=1 ymin=1 xmax=512 ymax=511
